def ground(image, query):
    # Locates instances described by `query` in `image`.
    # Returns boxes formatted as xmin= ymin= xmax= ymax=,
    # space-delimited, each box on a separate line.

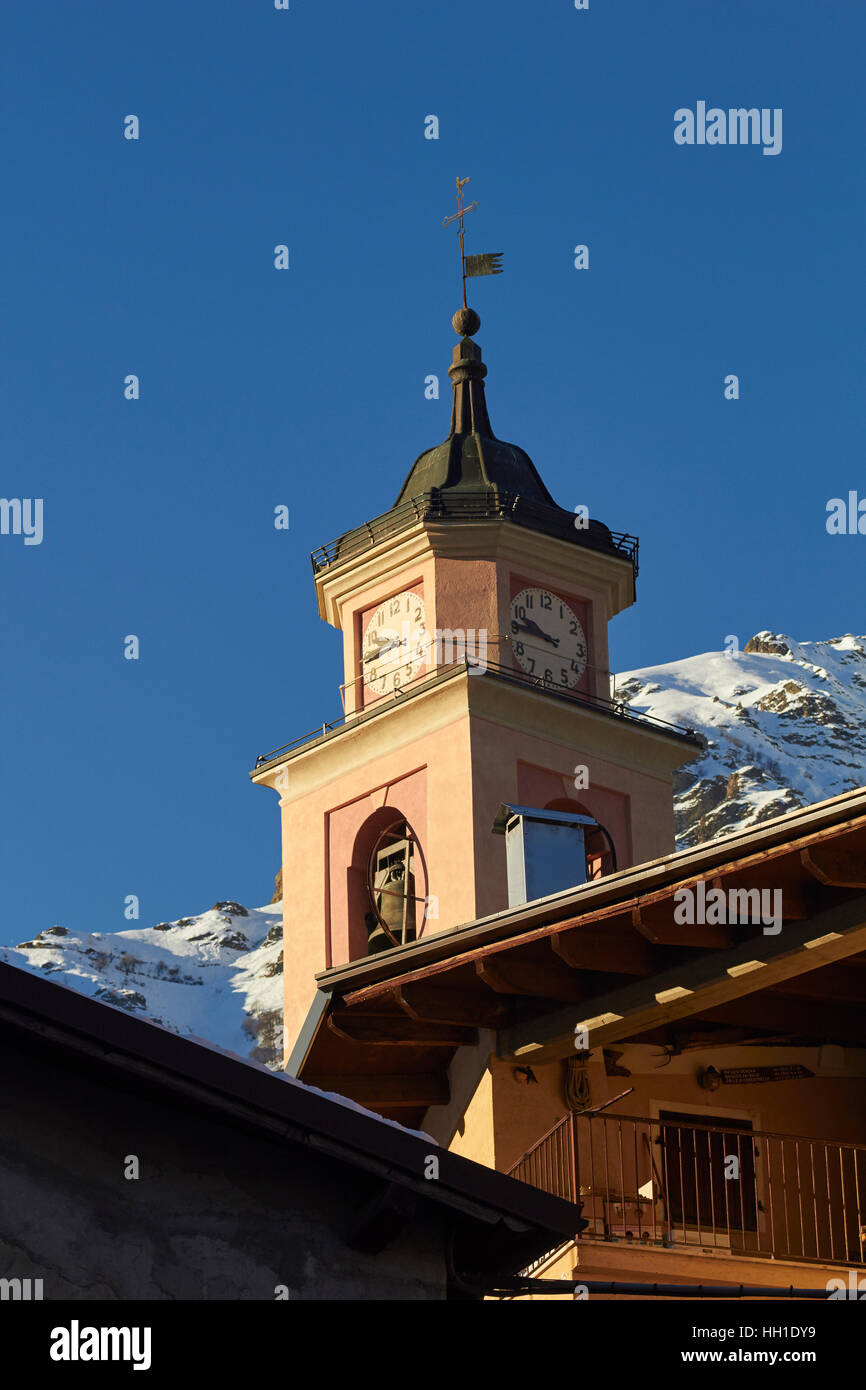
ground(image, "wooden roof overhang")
xmin=296 ymin=788 xmax=866 ymax=1125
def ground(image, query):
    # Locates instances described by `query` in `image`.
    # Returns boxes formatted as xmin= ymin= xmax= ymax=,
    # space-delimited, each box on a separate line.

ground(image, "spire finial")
xmin=442 ymin=176 xmax=477 ymax=309
xmin=452 ymin=306 xmax=481 ymax=337
xmin=442 ymin=176 xmax=503 ymax=313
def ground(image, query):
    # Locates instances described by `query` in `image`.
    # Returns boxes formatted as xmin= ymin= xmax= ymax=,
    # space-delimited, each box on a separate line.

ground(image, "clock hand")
xmin=364 ymin=636 xmax=407 ymax=664
xmin=364 ymin=643 xmax=394 ymax=664
xmin=515 ymin=618 xmax=560 ymax=648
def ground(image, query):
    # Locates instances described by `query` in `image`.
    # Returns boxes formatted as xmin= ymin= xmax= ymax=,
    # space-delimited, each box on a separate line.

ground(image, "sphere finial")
xmin=452 ymin=306 xmax=481 ymax=338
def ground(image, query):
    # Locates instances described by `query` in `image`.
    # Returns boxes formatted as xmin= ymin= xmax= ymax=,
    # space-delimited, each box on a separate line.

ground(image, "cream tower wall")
xmin=266 ymin=684 xmax=477 ymax=1052
xmin=254 ymin=523 xmax=697 ymax=1059
xmin=255 ymin=511 xmax=697 ymax=1061
xmin=257 ymin=697 xmax=690 ymax=1055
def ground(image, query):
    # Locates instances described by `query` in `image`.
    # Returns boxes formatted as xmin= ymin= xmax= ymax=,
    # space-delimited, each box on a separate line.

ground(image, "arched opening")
xmin=347 ymin=808 xmax=428 ymax=959
xmin=544 ymin=797 xmax=617 ymax=881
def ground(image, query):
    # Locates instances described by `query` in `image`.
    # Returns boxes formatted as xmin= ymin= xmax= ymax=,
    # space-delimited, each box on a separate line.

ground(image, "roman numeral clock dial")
xmin=510 ymin=587 xmax=587 ymax=689
xmin=362 ymin=591 xmax=428 ymax=697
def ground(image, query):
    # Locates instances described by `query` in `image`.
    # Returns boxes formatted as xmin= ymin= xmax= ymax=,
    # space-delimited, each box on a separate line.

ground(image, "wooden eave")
xmin=297 ymin=788 xmax=866 ymax=1122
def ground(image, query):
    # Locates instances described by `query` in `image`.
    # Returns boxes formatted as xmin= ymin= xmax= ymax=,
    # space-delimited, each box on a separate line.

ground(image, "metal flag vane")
xmin=442 ymin=176 xmax=503 ymax=309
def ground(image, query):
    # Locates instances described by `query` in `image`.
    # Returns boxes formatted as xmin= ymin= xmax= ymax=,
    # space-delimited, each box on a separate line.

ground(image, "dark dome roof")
xmin=391 ymin=311 xmax=616 ymax=553
xmin=395 ymin=431 xmax=556 ymax=507
xmin=393 ymin=319 xmax=558 ymax=508
xmin=311 ymin=309 xmax=636 ymax=575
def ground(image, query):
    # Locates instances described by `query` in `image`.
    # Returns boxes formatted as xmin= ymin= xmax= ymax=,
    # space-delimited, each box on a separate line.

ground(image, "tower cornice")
xmin=314 ymin=513 xmax=637 ymax=629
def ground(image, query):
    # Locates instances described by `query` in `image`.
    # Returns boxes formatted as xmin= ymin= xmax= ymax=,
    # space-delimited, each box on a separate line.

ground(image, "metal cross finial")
xmin=442 ymin=176 xmax=478 ymax=309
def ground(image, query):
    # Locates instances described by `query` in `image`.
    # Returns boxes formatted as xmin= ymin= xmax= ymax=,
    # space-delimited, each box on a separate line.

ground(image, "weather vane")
xmin=442 ymin=176 xmax=503 ymax=309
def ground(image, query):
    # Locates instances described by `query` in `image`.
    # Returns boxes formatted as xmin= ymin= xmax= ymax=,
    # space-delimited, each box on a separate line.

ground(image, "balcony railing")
xmin=310 ymin=490 xmax=640 ymax=577
xmin=254 ymin=658 xmax=701 ymax=768
xmin=508 ymin=1111 xmax=866 ymax=1268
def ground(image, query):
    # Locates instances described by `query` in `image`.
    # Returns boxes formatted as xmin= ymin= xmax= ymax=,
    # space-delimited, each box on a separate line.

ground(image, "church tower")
xmin=252 ymin=304 xmax=699 ymax=1057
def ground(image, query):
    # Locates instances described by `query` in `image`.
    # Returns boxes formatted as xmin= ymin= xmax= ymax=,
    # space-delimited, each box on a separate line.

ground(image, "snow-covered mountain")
xmin=0 ymin=901 xmax=286 ymax=1068
xmin=5 ymin=630 xmax=866 ymax=1067
xmin=618 ymin=631 xmax=866 ymax=848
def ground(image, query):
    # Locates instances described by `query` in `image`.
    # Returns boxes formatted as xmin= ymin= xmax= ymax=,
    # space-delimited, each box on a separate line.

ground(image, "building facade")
xmin=252 ymin=305 xmax=866 ymax=1298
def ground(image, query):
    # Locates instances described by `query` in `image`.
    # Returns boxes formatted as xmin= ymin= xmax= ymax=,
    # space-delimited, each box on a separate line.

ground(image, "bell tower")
xmin=252 ymin=305 xmax=699 ymax=1056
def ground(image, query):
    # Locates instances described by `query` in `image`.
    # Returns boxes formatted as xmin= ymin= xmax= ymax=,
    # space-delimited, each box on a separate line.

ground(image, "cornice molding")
xmin=315 ymin=518 xmax=635 ymax=627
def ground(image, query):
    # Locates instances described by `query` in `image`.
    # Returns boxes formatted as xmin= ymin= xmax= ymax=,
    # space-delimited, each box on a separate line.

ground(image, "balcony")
xmin=508 ymin=1111 xmax=866 ymax=1269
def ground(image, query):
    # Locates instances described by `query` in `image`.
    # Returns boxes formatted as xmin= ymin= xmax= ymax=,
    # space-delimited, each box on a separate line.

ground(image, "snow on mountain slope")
xmin=618 ymin=631 xmax=866 ymax=847
xmin=5 ymin=631 xmax=866 ymax=1064
xmin=0 ymin=901 xmax=286 ymax=1068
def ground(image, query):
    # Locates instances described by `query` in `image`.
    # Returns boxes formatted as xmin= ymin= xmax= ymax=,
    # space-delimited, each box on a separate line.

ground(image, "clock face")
xmin=510 ymin=586 xmax=587 ymax=689
xmin=362 ymin=591 xmax=428 ymax=697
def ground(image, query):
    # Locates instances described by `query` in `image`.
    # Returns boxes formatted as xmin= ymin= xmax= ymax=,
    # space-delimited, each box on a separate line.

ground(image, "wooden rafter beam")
xmin=328 ymin=1013 xmax=477 ymax=1047
xmin=474 ymin=957 xmax=585 ymax=1001
xmin=631 ymin=899 xmax=733 ymax=949
xmin=393 ymin=983 xmax=510 ymax=1029
xmin=771 ymin=885 xmax=818 ymax=920
xmin=801 ymin=844 xmax=866 ymax=889
xmin=551 ymin=925 xmax=655 ymax=975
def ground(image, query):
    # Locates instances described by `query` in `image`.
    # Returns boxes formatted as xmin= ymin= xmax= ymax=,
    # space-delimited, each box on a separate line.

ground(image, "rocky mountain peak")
xmin=620 ymin=631 xmax=866 ymax=848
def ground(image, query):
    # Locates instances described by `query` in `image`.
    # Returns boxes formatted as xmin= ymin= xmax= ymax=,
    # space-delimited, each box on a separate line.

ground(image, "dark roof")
xmin=311 ymin=309 xmax=635 ymax=574
xmin=394 ymin=323 xmax=559 ymax=508
xmin=0 ymin=957 xmax=582 ymax=1285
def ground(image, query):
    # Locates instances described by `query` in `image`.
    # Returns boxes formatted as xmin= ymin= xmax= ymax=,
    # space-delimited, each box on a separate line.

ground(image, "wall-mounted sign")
xmin=720 ymin=1065 xmax=815 ymax=1085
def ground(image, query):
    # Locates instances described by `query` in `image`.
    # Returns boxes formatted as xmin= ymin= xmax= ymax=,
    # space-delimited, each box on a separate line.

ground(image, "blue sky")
xmin=3 ymin=0 xmax=864 ymax=942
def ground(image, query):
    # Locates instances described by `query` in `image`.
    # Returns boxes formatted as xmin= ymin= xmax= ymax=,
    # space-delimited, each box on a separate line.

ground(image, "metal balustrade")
xmin=310 ymin=490 xmax=640 ymax=576
xmin=254 ymin=658 xmax=699 ymax=768
xmin=508 ymin=1111 xmax=866 ymax=1268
